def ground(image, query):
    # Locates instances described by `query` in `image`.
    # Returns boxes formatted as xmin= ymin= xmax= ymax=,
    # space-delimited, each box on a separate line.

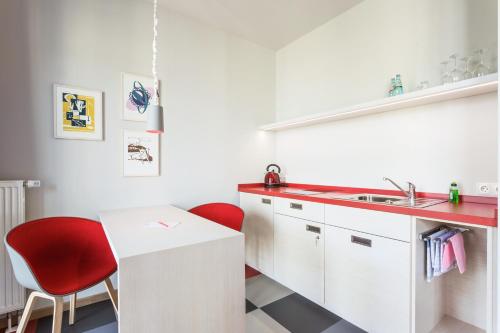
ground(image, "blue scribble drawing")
xmin=129 ymin=81 xmax=151 ymax=114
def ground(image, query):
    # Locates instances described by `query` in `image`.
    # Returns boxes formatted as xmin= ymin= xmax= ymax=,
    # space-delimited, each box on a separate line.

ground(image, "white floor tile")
xmin=246 ymin=309 xmax=291 ymax=333
xmin=246 ymin=275 xmax=294 ymax=307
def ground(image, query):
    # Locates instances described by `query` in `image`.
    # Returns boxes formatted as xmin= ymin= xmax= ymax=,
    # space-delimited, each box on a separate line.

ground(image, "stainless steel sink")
xmin=334 ymin=193 xmax=446 ymax=208
xmin=347 ymin=194 xmax=405 ymax=204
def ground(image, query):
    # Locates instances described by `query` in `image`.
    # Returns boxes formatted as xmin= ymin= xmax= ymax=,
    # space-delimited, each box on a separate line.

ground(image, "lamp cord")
xmin=152 ymin=0 xmax=159 ymax=105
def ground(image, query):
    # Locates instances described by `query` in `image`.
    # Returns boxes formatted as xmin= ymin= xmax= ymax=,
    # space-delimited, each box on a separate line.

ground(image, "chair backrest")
xmin=5 ymin=217 xmax=112 ymax=292
xmin=188 ymin=203 xmax=244 ymax=231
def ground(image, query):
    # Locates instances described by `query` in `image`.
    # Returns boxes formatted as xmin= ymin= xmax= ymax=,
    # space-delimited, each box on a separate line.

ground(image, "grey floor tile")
xmin=246 ymin=299 xmax=258 ymax=313
xmin=320 ymin=319 xmax=366 ymax=333
xmin=261 ymin=293 xmax=342 ymax=333
xmin=246 ymin=275 xmax=294 ymax=307
xmin=36 ymin=300 xmax=117 ymax=333
xmin=83 ymin=322 xmax=118 ymax=333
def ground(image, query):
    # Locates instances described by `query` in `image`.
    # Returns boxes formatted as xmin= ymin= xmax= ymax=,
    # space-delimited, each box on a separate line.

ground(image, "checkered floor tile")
xmin=33 ymin=275 xmax=366 ymax=333
xmin=245 ymin=275 xmax=366 ymax=333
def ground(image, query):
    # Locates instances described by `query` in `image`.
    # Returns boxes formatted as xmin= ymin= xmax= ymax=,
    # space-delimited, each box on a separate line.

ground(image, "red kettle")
xmin=264 ymin=164 xmax=281 ymax=188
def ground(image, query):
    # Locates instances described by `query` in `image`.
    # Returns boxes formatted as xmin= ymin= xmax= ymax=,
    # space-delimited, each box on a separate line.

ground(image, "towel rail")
xmin=419 ymin=226 xmax=470 ymax=241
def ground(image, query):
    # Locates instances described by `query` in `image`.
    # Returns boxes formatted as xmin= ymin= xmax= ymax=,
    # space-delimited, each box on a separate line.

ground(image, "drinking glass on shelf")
xmin=441 ymin=61 xmax=452 ymax=84
xmin=449 ymin=53 xmax=463 ymax=82
xmin=460 ymin=56 xmax=474 ymax=80
xmin=473 ymin=49 xmax=490 ymax=77
xmin=416 ymin=81 xmax=430 ymax=90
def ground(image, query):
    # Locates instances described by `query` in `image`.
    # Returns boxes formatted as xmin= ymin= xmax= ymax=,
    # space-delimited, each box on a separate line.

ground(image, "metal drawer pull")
xmin=306 ymin=225 xmax=321 ymax=234
xmin=351 ymin=235 xmax=372 ymax=247
xmin=261 ymin=198 xmax=271 ymax=205
xmin=290 ymin=203 xmax=303 ymax=210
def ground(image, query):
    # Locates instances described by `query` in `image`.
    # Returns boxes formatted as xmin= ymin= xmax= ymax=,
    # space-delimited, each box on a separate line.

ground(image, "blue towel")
xmin=425 ymin=229 xmax=450 ymax=281
xmin=426 ymin=239 xmax=432 ymax=282
xmin=428 ymin=229 xmax=449 ymax=272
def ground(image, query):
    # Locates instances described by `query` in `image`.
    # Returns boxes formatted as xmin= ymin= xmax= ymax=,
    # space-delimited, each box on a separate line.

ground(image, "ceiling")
xmin=156 ymin=0 xmax=363 ymax=50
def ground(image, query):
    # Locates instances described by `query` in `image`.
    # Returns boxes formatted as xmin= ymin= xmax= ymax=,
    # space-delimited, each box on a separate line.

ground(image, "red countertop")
xmin=238 ymin=183 xmax=498 ymax=227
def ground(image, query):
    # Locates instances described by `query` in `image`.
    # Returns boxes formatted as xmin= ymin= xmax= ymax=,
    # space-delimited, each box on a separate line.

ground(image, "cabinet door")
xmin=240 ymin=193 xmax=274 ymax=277
xmin=274 ymin=214 xmax=324 ymax=304
xmin=325 ymin=225 xmax=410 ymax=333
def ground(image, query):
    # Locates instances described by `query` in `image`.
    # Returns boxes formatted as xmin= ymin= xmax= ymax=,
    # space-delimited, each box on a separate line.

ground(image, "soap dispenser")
xmin=449 ymin=182 xmax=460 ymax=204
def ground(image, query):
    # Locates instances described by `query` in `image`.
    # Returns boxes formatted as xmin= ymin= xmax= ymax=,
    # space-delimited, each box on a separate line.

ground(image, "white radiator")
xmin=0 ymin=181 xmax=26 ymax=315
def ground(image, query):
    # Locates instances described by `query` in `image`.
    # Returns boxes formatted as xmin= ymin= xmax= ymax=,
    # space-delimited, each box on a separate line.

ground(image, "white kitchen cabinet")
xmin=275 ymin=197 xmax=324 ymax=223
xmin=325 ymin=204 xmax=411 ymax=242
xmin=239 ymin=192 xmax=275 ymax=276
xmin=274 ymin=214 xmax=324 ymax=304
xmin=325 ymin=225 xmax=411 ymax=333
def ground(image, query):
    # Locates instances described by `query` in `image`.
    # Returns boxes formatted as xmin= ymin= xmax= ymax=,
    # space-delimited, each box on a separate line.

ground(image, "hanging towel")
xmin=449 ymin=232 xmax=467 ymax=274
xmin=435 ymin=229 xmax=458 ymax=274
xmin=428 ymin=229 xmax=449 ymax=273
xmin=441 ymin=240 xmax=456 ymax=272
xmin=424 ymin=228 xmax=449 ymax=281
xmin=425 ymin=239 xmax=432 ymax=282
xmin=432 ymin=239 xmax=442 ymax=275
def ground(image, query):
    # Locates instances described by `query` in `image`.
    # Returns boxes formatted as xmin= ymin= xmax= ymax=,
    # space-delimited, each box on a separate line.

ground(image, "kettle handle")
xmin=266 ymin=164 xmax=281 ymax=173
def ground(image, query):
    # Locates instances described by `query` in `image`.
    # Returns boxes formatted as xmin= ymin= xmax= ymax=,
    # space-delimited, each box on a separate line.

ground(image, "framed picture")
xmin=123 ymin=130 xmax=160 ymax=176
xmin=53 ymin=84 xmax=103 ymax=140
xmin=122 ymin=73 xmax=158 ymax=122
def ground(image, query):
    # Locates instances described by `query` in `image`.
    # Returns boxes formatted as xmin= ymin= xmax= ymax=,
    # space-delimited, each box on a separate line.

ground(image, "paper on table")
xmin=145 ymin=220 xmax=180 ymax=229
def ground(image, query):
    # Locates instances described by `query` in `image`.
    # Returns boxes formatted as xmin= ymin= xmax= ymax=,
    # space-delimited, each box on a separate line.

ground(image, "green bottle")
xmin=449 ymin=182 xmax=460 ymax=204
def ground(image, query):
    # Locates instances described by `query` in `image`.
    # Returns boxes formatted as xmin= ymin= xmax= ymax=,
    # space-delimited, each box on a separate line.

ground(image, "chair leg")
xmin=104 ymin=277 xmax=118 ymax=317
xmin=51 ymin=297 xmax=64 ymax=333
xmin=69 ymin=293 xmax=77 ymax=325
xmin=17 ymin=291 xmax=39 ymax=333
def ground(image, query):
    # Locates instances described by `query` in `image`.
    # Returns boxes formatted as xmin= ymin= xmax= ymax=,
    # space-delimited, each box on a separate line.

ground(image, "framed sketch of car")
xmin=123 ymin=130 xmax=160 ymax=176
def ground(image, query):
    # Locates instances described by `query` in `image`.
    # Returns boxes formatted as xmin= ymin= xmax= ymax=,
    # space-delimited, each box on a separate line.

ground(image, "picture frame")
xmin=123 ymin=129 xmax=160 ymax=177
xmin=53 ymin=84 xmax=103 ymax=140
xmin=122 ymin=73 xmax=158 ymax=122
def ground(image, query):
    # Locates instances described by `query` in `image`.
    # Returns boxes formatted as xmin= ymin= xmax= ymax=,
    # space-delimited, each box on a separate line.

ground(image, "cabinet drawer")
xmin=275 ymin=197 xmax=324 ymax=223
xmin=325 ymin=225 xmax=410 ymax=333
xmin=325 ymin=205 xmax=411 ymax=242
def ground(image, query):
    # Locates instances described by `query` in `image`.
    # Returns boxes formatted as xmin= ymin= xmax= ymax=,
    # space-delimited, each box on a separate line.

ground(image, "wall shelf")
xmin=260 ymin=73 xmax=498 ymax=131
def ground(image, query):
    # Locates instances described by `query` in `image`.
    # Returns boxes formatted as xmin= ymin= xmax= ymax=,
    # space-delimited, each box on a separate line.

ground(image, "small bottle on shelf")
xmin=395 ymin=74 xmax=404 ymax=95
xmin=449 ymin=182 xmax=460 ymax=204
xmin=389 ymin=77 xmax=396 ymax=96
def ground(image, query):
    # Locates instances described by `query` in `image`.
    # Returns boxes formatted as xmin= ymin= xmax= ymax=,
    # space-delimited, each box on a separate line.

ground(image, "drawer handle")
xmin=351 ymin=235 xmax=372 ymax=247
xmin=306 ymin=225 xmax=321 ymax=234
xmin=290 ymin=203 xmax=303 ymax=210
xmin=261 ymin=198 xmax=271 ymax=205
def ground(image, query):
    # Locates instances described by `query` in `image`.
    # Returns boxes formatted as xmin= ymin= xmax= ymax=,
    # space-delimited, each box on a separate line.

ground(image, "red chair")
xmin=4 ymin=217 xmax=118 ymax=333
xmin=189 ymin=203 xmax=260 ymax=279
xmin=188 ymin=203 xmax=244 ymax=231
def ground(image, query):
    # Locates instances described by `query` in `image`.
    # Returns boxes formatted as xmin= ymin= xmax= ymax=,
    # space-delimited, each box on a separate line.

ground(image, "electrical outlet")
xmin=25 ymin=180 xmax=41 ymax=188
xmin=475 ymin=182 xmax=498 ymax=196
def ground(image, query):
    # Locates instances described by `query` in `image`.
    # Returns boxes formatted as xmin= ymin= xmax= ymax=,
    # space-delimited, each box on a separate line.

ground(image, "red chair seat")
xmin=188 ymin=203 xmax=244 ymax=231
xmin=6 ymin=217 xmax=117 ymax=296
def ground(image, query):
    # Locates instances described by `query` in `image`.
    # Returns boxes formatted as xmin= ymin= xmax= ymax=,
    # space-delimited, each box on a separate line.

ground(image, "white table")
xmin=99 ymin=205 xmax=245 ymax=333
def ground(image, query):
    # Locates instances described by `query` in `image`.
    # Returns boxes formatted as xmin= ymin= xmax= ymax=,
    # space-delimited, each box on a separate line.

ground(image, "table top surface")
xmin=99 ymin=204 xmax=242 ymax=260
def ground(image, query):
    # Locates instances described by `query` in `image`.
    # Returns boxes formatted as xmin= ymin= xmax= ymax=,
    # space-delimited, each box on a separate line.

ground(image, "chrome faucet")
xmin=383 ymin=177 xmax=416 ymax=206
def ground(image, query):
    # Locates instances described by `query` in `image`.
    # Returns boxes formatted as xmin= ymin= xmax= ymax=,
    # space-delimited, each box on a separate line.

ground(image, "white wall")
xmin=276 ymin=94 xmax=497 ymax=194
xmin=276 ymin=0 xmax=498 ymax=121
xmin=0 ymin=0 xmax=275 ymax=221
xmin=275 ymin=0 xmax=498 ymax=195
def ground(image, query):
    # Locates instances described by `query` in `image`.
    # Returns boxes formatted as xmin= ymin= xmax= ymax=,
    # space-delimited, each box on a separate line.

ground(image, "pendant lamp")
xmin=147 ymin=0 xmax=164 ymax=134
